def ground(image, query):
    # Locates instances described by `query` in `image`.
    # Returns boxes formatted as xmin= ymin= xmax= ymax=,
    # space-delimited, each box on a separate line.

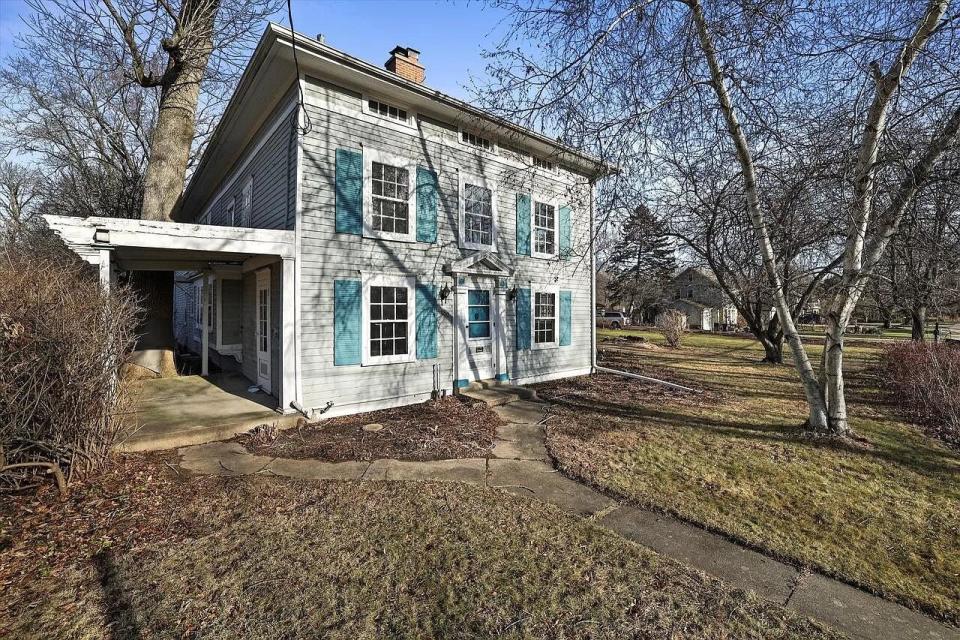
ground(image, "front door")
xmin=461 ymin=285 xmax=497 ymax=381
xmin=255 ymin=269 xmax=271 ymax=393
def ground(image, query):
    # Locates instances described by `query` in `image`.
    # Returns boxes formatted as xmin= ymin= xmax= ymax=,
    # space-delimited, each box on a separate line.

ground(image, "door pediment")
xmin=445 ymin=251 xmax=514 ymax=277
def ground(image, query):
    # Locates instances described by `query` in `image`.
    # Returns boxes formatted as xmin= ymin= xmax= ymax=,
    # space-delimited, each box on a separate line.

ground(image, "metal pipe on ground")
xmin=594 ymin=366 xmax=698 ymax=393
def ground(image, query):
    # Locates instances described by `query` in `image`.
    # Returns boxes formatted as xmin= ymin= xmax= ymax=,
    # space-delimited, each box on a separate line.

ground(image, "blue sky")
xmin=0 ymin=0 xmax=510 ymax=100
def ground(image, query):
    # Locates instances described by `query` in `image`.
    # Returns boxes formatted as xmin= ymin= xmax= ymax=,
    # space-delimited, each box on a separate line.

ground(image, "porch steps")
xmin=460 ymin=380 xmax=539 ymax=407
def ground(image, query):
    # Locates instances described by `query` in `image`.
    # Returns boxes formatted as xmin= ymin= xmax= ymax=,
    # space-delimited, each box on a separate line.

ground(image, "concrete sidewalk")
xmin=176 ymin=384 xmax=958 ymax=640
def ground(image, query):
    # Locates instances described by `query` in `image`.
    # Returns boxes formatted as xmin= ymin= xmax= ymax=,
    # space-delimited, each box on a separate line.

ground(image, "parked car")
xmin=597 ymin=311 xmax=631 ymax=329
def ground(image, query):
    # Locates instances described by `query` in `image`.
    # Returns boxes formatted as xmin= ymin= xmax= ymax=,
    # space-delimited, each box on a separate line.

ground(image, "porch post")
xmin=280 ymin=257 xmax=297 ymax=413
xmin=98 ymin=248 xmax=111 ymax=292
xmin=201 ymin=270 xmax=210 ymax=377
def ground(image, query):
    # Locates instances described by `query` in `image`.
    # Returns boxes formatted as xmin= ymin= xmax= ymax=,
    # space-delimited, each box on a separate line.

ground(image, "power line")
xmin=287 ymin=0 xmax=313 ymax=136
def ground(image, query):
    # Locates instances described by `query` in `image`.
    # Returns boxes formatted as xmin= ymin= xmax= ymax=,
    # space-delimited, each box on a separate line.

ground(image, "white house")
xmin=47 ymin=25 xmax=608 ymax=420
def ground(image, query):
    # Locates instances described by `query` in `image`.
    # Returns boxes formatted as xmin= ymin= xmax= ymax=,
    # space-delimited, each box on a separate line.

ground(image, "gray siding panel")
xmin=297 ymin=76 xmax=593 ymax=413
xmin=202 ymin=86 xmax=298 ymax=231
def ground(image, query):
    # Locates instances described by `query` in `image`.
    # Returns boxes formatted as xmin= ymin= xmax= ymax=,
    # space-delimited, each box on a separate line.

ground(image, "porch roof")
xmin=43 ymin=215 xmax=296 ymax=271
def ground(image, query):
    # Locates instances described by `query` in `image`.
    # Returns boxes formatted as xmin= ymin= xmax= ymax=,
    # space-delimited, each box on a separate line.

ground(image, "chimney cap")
xmin=390 ymin=45 xmax=420 ymax=60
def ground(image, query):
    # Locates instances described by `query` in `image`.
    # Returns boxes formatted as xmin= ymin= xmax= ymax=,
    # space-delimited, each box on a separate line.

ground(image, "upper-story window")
xmin=363 ymin=149 xmax=417 ymax=242
xmin=533 ymin=156 xmax=555 ymax=171
xmin=367 ymin=99 xmax=409 ymax=124
xmin=533 ymin=200 xmax=557 ymax=258
xmin=460 ymin=174 xmax=497 ymax=251
xmin=240 ymin=176 xmax=253 ymax=227
xmin=226 ymin=197 xmax=236 ymax=226
xmin=372 ymin=162 xmax=410 ymax=234
xmin=461 ymin=130 xmax=493 ymax=151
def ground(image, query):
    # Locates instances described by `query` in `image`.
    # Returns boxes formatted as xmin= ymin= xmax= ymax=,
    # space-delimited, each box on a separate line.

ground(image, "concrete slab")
xmin=363 ymin=458 xmax=488 ymax=484
xmin=121 ymin=374 xmax=300 ymax=452
xmin=600 ymin=505 xmax=798 ymax=604
xmin=487 ymin=459 xmax=615 ymax=516
xmin=491 ymin=401 xmax=547 ymax=425
xmin=788 ymin=573 xmax=960 ymax=640
xmin=491 ymin=423 xmax=551 ymax=461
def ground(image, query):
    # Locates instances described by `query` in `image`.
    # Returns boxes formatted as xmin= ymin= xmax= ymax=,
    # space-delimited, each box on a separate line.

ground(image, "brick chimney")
xmin=385 ymin=46 xmax=425 ymax=84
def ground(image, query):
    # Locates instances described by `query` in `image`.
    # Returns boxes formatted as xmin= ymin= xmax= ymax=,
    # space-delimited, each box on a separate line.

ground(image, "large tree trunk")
xmin=911 ymin=305 xmax=927 ymax=341
xmin=129 ymin=0 xmax=219 ymax=376
xmin=759 ymin=335 xmax=784 ymax=364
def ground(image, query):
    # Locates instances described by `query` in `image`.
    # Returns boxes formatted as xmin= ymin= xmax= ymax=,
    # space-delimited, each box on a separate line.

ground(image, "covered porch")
xmin=45 ymin=215 xmax=304 ymax=449
xmin=119 ymin=373 xmax=301 ymax=452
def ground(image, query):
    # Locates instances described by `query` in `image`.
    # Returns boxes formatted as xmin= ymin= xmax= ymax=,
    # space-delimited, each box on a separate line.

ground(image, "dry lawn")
xmin=1 ymin=455 xmax=840 ymax=639
xmin=537 ymin=330 xmax=960 ymax=625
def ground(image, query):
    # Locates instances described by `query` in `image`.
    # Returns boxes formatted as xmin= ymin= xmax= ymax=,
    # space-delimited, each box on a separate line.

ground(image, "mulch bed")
xmin=238 ymin=395 xmax=502 ymax=462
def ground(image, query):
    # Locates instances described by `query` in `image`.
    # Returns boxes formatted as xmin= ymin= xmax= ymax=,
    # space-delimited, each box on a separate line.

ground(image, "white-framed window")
xmin=363 ymin=149 xmax=417 ymax=243
xmin=533 ymin=156 xmax=555 ymax=172
xmin=240 ymin=176 xmax=253 ymax=227
xmin=532 ymin=197 xmax=559 ymax=259
xmin=194 ymin=281 xmax=202 ymax=328
xmin=459 ymin=173 xmax=497 ymax=251
xmin=366 ymin=98 xmax=411 ymax=124
xmin=226 ymin=197 xmax=236 ymax=227
xmin=361 ymin=273 xmax=416 ymax=365
xmin=532 ymin=286 xmax=559 ymax=349
xmin=460 ymin=130 xmax=495 ymax=152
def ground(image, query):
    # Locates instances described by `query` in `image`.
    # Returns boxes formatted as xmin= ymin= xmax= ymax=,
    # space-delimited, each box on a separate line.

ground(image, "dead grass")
xmin=537 ymin=330 xmax=960 ymax=626
xmin=239 ymin=395 xmax=501 ymax=461
xmin=1 ymin=459 xmax=840 ymax=639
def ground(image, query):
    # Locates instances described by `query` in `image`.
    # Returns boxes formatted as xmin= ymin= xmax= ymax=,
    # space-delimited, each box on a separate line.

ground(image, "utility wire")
xmin=287 ymin=0 xmax=313 ymax=135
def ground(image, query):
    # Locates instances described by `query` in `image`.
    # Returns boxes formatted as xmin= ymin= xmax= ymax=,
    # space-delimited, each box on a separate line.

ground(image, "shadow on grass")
xmin=94 ymin=550 xmax=139 ymax=640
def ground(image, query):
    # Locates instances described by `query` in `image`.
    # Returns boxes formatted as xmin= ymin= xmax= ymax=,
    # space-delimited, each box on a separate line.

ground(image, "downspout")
xmin=452 ymin=275 xmax=460 ymax=393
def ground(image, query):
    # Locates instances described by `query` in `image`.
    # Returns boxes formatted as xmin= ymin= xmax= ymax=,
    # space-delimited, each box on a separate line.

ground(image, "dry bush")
xmin=0 ymin=221 xmax=140 ymax=494
xmin=880 ymin=341 xmax=960 ymax=449
xmin=655 ymin=309 xmax=687 ymax=348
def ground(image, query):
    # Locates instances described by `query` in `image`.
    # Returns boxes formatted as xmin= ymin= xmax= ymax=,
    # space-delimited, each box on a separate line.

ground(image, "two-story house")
xmin=668 ymin=267 xmax=739 ymax=330
xmin=84 ymin=24 xmax=605 ymax=420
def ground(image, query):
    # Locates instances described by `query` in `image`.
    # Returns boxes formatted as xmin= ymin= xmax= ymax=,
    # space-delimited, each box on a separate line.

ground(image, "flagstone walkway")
xmin=177 ymin=385 xmax=958 ymax=640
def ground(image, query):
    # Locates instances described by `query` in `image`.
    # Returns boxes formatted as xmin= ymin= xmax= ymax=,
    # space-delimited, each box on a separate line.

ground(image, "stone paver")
xmin=788 ymin=573 xmax=959 ymax=640
xmin=174 ymin=386 xmax=960 ymax=640
xmin=363 ymin=458 xmax=487 ymax=484
xmin=601 ymin=505 xmax=798 ymax=603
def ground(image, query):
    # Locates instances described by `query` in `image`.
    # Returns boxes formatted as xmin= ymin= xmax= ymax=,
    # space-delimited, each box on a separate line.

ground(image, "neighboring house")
xmin=668 ymin=267 xmax=738 ymax=330
xmin=48 ymin=25 xmax=607 ymax=420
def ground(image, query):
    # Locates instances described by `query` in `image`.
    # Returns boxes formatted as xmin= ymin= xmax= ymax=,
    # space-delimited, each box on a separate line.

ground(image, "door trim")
xmin=255 ymin=268 xmax=271 ymax=393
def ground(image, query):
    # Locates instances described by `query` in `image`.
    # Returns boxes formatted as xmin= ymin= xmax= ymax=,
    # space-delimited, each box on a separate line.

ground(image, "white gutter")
xmin=594 ymin=366 xmax=697 ymax=393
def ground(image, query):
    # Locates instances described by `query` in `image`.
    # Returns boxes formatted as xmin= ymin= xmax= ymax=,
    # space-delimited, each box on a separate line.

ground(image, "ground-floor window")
xmin=534 ymin=290 xmax=557 ymax=346
xmin=362 ymin=274 xmax=416 ymax=365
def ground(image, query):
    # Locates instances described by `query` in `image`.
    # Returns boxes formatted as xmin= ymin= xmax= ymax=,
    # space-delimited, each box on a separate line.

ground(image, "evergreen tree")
xmin=607 ymin=205 xmax=676 ymax=321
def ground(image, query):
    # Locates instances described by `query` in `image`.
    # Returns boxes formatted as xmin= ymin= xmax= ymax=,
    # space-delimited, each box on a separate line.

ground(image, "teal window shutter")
xmin=416 ymin=167 xmax=439 ymax=243
xmin=516 ymin=287 xmax=531 ymax=350
xmin=335 ymin=149 xmax=362 ymax=235
xmin=559 ymin=205 xmax=572 ymax=260
xmin=416 ymin=282 xmax=438 ymax=359
xmin=334 ymin=279 xmax=361 ymax=365
xmin=516 ymin=193 xmax=531 ymax=256
xmin=559 ymin=290 xmax=572 ymax=346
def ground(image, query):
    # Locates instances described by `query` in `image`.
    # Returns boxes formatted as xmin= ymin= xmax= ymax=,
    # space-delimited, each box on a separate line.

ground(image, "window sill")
xmin=461 ymin=241 xmax=497 ymax=252
xmin=361 ymin=354 xmax=416 ymax=367
xmin=531 ymin=251 xmax=558 ymax=260
xmin=363 ymin=230 xmax=417 ymax=244
xmin=532 ymin=341 xmax=559 ymax=351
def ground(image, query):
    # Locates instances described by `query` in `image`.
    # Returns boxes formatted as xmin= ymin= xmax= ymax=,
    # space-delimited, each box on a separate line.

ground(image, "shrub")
xmin=0 ymin=221 xmax=140 ymax=494
xmin=655 ymin=309 xmax=687 ymax=348
xmin=880 ymin=341 xmax=960 ymax=449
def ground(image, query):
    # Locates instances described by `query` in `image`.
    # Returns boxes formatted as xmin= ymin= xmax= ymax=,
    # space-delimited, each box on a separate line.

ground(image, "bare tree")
xmin=3 ymin=0 xmax=279 ymax=376
xmin=0 ymin=162 xmax=43 ymax=230
xmin=480 ymin=0 xmax=960 ymax=436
